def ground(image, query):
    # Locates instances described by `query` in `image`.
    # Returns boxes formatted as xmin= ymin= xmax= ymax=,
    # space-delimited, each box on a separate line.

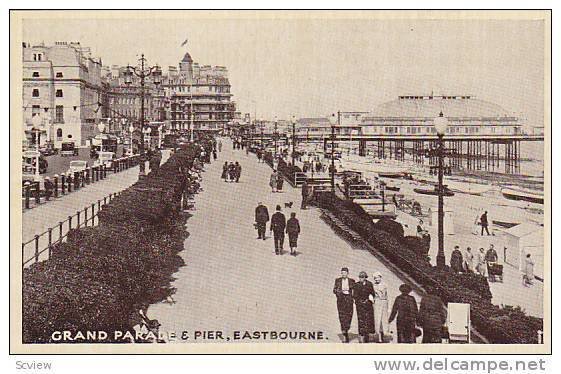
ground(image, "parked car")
xmin=61 ymin=142 xmax=79 ymax=156
xmin=94 ymin=151 xmax=116 ymax=169
xmin=22 ymin=150 xmax=48 ymax=174
xmin=67 ymin=160 xmax=88 ymax=174
xmin=39 ymin=141 xmax=58 ymax=156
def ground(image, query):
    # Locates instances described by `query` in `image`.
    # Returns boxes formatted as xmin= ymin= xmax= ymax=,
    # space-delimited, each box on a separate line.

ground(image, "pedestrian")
xmin=523 ymin=253 xmax=535 ymax=286
xmin=43 ymin=176 xmax=53 ymax=201
xmin=228 ymin=162 xmax=236 ymax=182
xmin=464 ymin=247 xmax=474 ymax=273
xmin=221 ymin=162 xmax=228 ymax=182
xmin=257 ymin=149 xmax=263 ymax=163
xmin=485 ymin=244 xmax=498 ymax=263
xmin=301 ymin=181 xmax=309 ymax=209
xmin=416 ymin=219 xmax=431 ymax=254
xmin=372 ymin=272 xmax=389 ymax=343
xmin=234 ymin=162 xmax=241 ymax=183
xmin=212 ymin=149 xmax=217 ymax=160
xmin=254 ymin=202 xmax=269 ymax=240
xmin=270 ymin=170 xmax=277 ymax=193
xmin=352 ymin=271 xmax=375 ymax=343
xmin=417 ymin=286 xmax=447 ymax=343
xmin=218 ymin=140 xmax=222 ymax=152
xmin=450 ymin=246 xmax=464 ymax=273
xmin=270 ymin=205 xmax=286 ymax=255
xmin=333 ymin=267 xmax=355 ymax=343
xmin=286 ymin=212 xmax=300 ymax=255
xmin=476 ymin=247 xmax=487 ymax=276
xmin=276 ymin=171 xmax=284 ymax=192
xmin=389 ymin=284 xmax=419 ymax=343
xmin=480 ymin=211 xmax=491 ymax=236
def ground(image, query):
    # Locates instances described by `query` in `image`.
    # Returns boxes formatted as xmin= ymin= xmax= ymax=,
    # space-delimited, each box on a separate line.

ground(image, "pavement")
xmin=149 ymin=138 xmax=422 ymax=344
xmin=22 ymin=151 xmax=169 ymax=265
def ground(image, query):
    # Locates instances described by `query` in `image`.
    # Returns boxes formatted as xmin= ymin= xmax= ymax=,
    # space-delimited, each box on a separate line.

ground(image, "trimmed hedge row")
xmin=22 ymin=143 xmax=203 ymax=343
xmin=315 ymin=192 xmax=543 ymax=344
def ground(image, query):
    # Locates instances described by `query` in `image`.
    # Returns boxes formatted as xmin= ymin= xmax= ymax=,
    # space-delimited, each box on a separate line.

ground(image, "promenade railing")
xmin=22 ymin=191 xmax=122 ymax=267
xmin=21 ymin=154 xmax=140 ymax=211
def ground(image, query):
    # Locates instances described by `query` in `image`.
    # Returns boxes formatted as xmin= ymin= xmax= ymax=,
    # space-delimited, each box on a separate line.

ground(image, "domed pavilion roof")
xmin=368 ymin=95 xmax=513 ymax=119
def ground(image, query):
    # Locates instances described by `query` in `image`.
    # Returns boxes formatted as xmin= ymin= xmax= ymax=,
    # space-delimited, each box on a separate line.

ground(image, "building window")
xmin=32 ymin=88 xmax=39 ymax=97
xmin=32 ymin=71 xmax=39 ymax=77
xmin=56 ymin=89 xmax=63 ymax=97
xmin=56 ymin=128 xmax=63 ymax=140
xmin=55 ymin=105 xmax=64 ymax=123
xmin=32 ymin=105 xmax=41 ymax=116
xmin=56 ymin=72 xmax=63 ymax=78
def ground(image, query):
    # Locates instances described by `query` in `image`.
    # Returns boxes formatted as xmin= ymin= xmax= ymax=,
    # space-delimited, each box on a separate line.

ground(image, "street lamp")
xmin=124 ymin=54 xmax=162 ymax=176
xmin=328 ymin=112 xmax=339 ymax=192
xmin=433 ymin=111 xmax=449 ymax=269
xmin=260 ymin=117 xmax=264 ymax=148
xmin=31 ymin=114 xmax=42 ymax=179
xmin=291 ymin=115 xmax=297 ymax=166
xmin=273 ymin=116 xmax=278 ymax=158
xmin=129 ymin=125 xmax=135 ymax=155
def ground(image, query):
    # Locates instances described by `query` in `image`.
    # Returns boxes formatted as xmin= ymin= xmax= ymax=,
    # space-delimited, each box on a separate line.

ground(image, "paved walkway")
xmin=149 ymin=139 xmax=420 ymax=344
xmin=22 ymin=152 xmax=169 ymax=264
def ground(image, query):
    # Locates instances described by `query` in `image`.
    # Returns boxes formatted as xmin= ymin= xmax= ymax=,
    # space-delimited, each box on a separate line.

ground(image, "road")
xmin=149 ymin=138 xmax=420 ymax=344
xmin=42 ymin=145 xmax=124 ymax=178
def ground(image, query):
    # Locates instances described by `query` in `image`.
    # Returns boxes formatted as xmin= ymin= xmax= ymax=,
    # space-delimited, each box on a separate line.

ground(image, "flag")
xmin=181 ymin=38 xmax=188 ymax=47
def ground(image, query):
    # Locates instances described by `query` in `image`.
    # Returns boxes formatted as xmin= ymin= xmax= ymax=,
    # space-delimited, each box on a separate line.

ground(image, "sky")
xmin=21 ymin=13 xmax=546 ymax=127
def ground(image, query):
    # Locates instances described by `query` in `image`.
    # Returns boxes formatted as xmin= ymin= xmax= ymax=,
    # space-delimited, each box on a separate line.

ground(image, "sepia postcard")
xmin=9 ymin=9 xmax=551 ymax=354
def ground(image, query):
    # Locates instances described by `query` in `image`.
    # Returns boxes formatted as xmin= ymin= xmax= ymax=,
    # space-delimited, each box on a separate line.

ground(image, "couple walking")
xmin=255 ymin=203 xmax=300 ymax=255
xmin=222 ymin=161 xmax=241 ymax=182
xmin=333 ymin=269 xmax=390 ymax=343
xmin=269 ymin=170 xmax=284 ymax=192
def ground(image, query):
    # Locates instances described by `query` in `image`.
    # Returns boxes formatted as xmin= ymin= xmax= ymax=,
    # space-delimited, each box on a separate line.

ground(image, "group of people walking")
xmin=449 ymin=244 xmax=499 ymax=277
xmin=269 ymin=170 xmax=284 ymax=192
xmin=255 ymin=203 xmax=301 ymax=256
xmin=334 ymin=268 xmax=447 ymax=344
xmin=221 ymin=161 xmax=242 ymax=183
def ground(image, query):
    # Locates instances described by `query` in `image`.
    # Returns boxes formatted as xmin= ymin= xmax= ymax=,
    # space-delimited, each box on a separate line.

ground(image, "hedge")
xmin=22 ymin=142 xmax=204 ymax=343
xmin=315 ymin=192 xmax=543 ymax=344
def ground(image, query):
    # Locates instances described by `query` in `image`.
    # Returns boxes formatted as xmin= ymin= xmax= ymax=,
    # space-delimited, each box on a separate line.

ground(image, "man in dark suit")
xmin=270 ymin=205 xmax=286 ymax=255
xmin=254 ymin=202 xmax=269 ymax=240
xmin=333 ymin=267 xmax=355 ymax=343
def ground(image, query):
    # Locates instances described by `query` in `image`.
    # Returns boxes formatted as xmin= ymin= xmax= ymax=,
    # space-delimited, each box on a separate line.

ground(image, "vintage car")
xmin=39 ymin=141 xmax=58 ymax=156
xmin=67 ymin=160 xmax=88 ymax=174
xmin=93 ymin=151 xmax=116 ymax=168
xmin=61 ymin=142 xmax=79 ymax=157
xmin=22 ymin=150 xmax=48 ymax=174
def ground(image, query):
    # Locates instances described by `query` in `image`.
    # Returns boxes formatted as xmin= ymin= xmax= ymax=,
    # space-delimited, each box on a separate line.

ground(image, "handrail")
xmin=22 ymin=190 xmax=123 ymax=267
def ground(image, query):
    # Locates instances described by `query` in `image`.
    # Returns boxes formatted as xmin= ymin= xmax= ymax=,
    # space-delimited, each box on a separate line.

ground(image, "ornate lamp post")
xmin=124 ymin=54 xmax=162 ymax=176
xmin=291 ymin=115 xmax=297 ymax=166
xmin=31 ymin=114 xmax=43 ymax=179
xmin=328 ymin=112 xmax=340 ymax=192
xmin=273 ymin=116 xmax=278 ymax=158
xmin=128 ymin=125 xmax=135 ymax=155
xmin=433 ymin=111 xmax=449 ymax=269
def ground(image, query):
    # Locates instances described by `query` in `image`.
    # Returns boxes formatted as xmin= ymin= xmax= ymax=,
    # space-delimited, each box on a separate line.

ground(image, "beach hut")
xmin=503 ymin=222 xmax=544 ymax=280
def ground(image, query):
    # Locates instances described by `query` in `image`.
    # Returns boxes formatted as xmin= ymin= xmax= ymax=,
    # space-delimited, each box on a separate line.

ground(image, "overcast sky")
xmin=22 ymin=14 xmax=545 ymax=126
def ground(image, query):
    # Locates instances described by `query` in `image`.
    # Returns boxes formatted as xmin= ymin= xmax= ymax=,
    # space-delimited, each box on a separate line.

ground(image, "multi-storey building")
xmin=22 ymin=41 xmax=106 ymax=147
xmin=162 ymin=51 xmax=235 ymax=134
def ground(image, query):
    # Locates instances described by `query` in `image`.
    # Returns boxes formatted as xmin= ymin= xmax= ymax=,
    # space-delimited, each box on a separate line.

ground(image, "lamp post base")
xmin=436 ymin=255 xmax=446 ymax=269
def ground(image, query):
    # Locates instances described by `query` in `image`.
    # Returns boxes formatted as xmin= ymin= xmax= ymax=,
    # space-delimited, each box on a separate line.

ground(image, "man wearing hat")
xmin=270 ymin=205 xmax=286 ymax=255
xmin=254 ymin=202 xmax=269 ymax=240
xmin=352 ymin=271 xmax=375 ymax=343
xmin=333 ymin=267 xmax=355 ymax=343
xmin=389 ymin=284 xmax=419 ymax=343
xmin=43 ymin=176 xmax=54 ymax=201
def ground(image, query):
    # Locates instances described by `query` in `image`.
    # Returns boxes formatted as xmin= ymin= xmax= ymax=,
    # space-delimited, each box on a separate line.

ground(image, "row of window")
xmin=32 ymin=88 xmax=64 ymax=98
xmin=168 ymin=85 xmax=230 ymax=93
xmin=31 ymin=71 xmax=64 ymax=78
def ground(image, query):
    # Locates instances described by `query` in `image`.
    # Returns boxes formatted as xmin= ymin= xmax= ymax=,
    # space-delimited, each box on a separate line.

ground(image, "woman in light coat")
xmin=372 ymin=272 xmax=389 ymax=342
